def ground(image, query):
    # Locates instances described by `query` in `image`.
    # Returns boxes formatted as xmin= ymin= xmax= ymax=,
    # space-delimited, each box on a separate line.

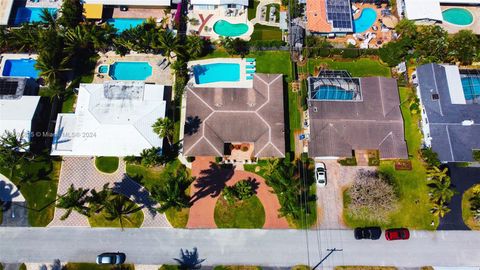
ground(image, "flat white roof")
xmin=83 ymin=0 xmax=171 ymax=6
xmin=0 ymin=95 xmax=40 ymax=142
xmin=190 ymin=0 xmax=248 ymax=6
xmin=0 ymin=0 xmax=14 ymax=25
xmin=51 ymin=81 xmax=166 ymax=157
xmin=404 ymin=0 xmax=443 ymax=21
xmin=442 ymin=64 xmax=466 ymax=105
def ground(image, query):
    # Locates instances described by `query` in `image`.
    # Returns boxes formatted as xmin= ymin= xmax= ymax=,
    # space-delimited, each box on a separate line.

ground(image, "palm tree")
xmin=151 ymin=169 xmax=193 ymax=213
xmin=427 ymin=166 xmax=448 ymax=181
xmin=152 ymin=118 xmax=175 ymax=145
xmin=39 ymin=8 xmax=57 ymax=29
xmin=87 ymin=183 xmax=113 ymax=214
xmin=35 ymin=50 xmax=71 ymax=88
xmin=139 ymin=147 xmax=163 ymax=167
xmin=186 ymin=35 xmax=204 ymax=59
xmin=264 ymin=158 xmax=280 ymax=177
xmin=429 ymin=176 xmax=455 ymax=204
xmin=102 ymin=195 xmax=142 ymax=230
xmin=56 ymin=184 xmax=90 ymax=220
xmin=0 ymin=130 xmax=30 ymax=178
xmin=431 ymin=202 xmax=451 ymax=218
xmin=157 ymin=30 xmax=178 ymax=62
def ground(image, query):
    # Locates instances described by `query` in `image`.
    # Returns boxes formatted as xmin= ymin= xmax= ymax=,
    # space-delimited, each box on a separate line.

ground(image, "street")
xmin=0 ymin=228 xmax=480 ymax=268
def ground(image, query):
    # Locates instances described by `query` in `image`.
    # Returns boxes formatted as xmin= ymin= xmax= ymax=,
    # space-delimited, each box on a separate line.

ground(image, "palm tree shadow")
xmin=184 ymin=116 xmax=202 ymax=135
xmin=112 ymin=175 xmax=158 ymax=217
xmin=173 ymin=247 xmax=205 ymax=270
xmin=190 ymin=162 xmax=234 ymax=204
xmin=244 ymin=177 xmax=260 ymax=194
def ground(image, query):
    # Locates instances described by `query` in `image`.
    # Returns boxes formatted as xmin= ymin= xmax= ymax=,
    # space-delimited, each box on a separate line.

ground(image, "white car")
xmin=315 ymin=162 xmax=327 ymax=187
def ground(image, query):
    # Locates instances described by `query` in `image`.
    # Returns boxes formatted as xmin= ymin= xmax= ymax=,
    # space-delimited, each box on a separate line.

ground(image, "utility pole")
xmin=311 ymin=248 xmax=343 ymax=270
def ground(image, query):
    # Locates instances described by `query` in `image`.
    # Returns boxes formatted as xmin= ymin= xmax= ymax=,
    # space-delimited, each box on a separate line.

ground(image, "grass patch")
xmin=251 ymin=24 xmax=282 ymax=41
xmin=159 ymin=266 xmax=179 ymax=270
xmin=214 ymin=195 xmax=265 ymax=228
xmin=65 ymin=263 xmax=134 ymax=270
xmin=19 ymin=264 xmax=26 ymax=270
xmin=288 ymin=183 xmax=317 ymax=229
xmin=0 ymin=156 xmax=61 ymax=227
xmin=88 ymin=201 xmax=144 ymax=228
xmin=165 ymin=202 xmax=190 ymax=228
xmin=214 ymin=267 xmax=262 ymax=270
xmin=343 ymin=87 xmax=436 ymax=229
xmin=291 ymin=266 xmax=311 ymax=270
xmin=95 ymin=157 xmax=119 ymax=174
xmin=308 ymin=58 xmax=391 ymax=77
xmin=248 ymin=0 xmax=260 ymax=20
xmin=462 ymin=184 xmax=480 ymax=230
xmin=335 ymin=267 xmax=397 ymax=270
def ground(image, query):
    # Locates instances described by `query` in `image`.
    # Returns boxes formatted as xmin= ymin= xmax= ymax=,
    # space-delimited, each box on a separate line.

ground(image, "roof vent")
xmin=462 ymin=120 xmax=474 ymax=126
xmin=313 ymin=107 xmax=318 ymax=112
xmin=432 ymin=93 xmax=439 ymax=100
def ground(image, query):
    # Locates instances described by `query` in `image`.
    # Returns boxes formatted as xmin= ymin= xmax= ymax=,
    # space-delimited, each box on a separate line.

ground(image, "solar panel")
xmin=0 ymin=80 xmax=19 ymax=96
xmin=325 ymin=0 xmax=353 ymax=32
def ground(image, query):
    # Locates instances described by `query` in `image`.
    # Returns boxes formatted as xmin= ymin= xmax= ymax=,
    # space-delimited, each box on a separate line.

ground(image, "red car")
xmin=385 ymin=228 xmax=410 ymax=240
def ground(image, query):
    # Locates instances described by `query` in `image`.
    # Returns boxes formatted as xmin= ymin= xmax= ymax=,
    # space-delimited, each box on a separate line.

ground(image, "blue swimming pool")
xmin=107 ymin=18 xmax=146 ymax=33
xmin=213 ymin=20 xmax=249 ymax=37
xmin=314 ymin=85 xmax=354 ymax=100
xmin=109 ymin=62 xmax=152 ymax=80
xmin=98 ymin=65 xmax=108 ymax=73
xmin=14 ymin=7 xmax=57 ymax=25
xmin=2 ymin=59 xmax=40 ymax=78
xmin=461 ymin=76 xmax=480 ymax=100
xmin=193 ymin=63 xmax=240 ymax=84
xmin=354 ymin=8 xmax=377 ymax=33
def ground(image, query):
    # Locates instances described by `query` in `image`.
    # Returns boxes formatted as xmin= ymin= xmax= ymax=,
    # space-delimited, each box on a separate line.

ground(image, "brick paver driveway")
xmin=48 ymin=157 xmax=170 ymax=228
xmin=187 ymin=157 xmax=289 ymax=229
xmin=315 ymin=159 xmax=375 ymax=229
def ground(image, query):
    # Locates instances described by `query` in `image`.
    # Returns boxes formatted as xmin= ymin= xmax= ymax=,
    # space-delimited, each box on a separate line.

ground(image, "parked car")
xmin=315 ymin=162 xmax=327 ymax=187
xmin=96 ymin=252 xmax=126 ymax=265
xmin=354 ymin=227 xmax=382 ymax=240
xmin=385 ymin=228 xmax=410 ymax=241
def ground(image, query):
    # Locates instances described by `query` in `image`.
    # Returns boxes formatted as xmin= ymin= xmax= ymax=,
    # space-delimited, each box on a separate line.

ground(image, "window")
xmin=432 ymin=93 xmax=439 ymax=100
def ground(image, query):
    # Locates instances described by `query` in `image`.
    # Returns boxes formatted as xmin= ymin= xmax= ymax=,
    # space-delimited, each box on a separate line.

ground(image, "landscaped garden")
xmin=343 ymin=87 xmax=437 ymax=230
xmin=95 ymin=157 xmax=119 ymax=174
xmin=307 ymin=58 xmax=391 ymax=77
xmin=462 ymin=184 xmax=480 ymax=230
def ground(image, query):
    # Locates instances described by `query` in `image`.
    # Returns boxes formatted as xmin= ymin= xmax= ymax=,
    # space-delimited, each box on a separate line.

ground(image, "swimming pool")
xmin=2 ymin=59 xmax=40 ymax=78
xmin=213 ymin=20 xmax=249 ymax=37
xmin=314 ymin=85 xmax=354 ymax=100
xmin=107 ymin=18 xmax=146 ymax=33
xmin=109 ymin=62 xmax=152 ymax=80
xmin=98 ymin=65 xmax=108 ymax=74
xmin=442 ymin=8 xmax=473 ymax=26
xmin=354 ymin=8 xmax=377 ymax=33
xmin=193 ymin=63 xmax=240 ymax=84
xmin=13 ymin=7 xmax=57 ymax=25
xmin=461 ymin=76 xmax=480 ymax=100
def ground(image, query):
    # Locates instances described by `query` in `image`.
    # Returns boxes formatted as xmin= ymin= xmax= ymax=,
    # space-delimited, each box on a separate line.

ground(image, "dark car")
xmin=96 ymin=252 xmax=126 ymax=265
xmin=385 ymin=228 xmax=410 ymax=241
xmin=354 ymin=227 xmax=382 ymax=240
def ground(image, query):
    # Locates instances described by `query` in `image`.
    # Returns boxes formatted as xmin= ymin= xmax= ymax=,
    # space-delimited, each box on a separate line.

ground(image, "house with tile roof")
xmin=182 ymin=73 xmax=286 ymax=161
xmin=51 ymin=81 xmax=167 ymax=157
xmin=306 ymin=0 xmax=353 ymax=35
xmin=307 ymin=71 xmax=408 ymax=159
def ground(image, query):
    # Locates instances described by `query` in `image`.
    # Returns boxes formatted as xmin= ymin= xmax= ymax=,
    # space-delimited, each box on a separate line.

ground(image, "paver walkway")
xmin=250 ymin=0 xmax=282 ymax=27
xmin=0 ymin=173 xmax=28 ymax=227
xmin=315 ymin=160 xmax=375 ymax=229
xmin=48 ymin=157 xmax=170 ymax=228
xmin=187 ymin=157 xmax=289 ymax=228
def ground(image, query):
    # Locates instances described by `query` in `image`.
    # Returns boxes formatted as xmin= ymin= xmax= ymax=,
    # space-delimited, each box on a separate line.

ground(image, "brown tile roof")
xmin=183 ymin=74 xmax=286 ymax=158
xmin=306 ymin=0 xmax=332 ymax=33
xmin=308 ymin=77 xmax=408 ymax=159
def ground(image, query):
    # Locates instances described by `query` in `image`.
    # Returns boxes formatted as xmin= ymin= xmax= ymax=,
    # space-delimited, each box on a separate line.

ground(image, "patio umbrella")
xmin=382 ymin=16 xmax=398 ymax=29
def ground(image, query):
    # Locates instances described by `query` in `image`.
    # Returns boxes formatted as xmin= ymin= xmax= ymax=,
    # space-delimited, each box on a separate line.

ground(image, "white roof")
xmin=0 ymin=0 xmax=14 ymax=25
xmin=83 ymin=0 xmax=171 ymax=6
xmin=442 ymin=64 xmax=466 ymax=105
xmin=403 ymin=0 xmax=443 ymax=21
xmin=0 ymin=96 xmax=40 ymax=143
xmin=51 ymin=82 xmax=166 ymax=157
xmin=190 ymin=0 xmax=248 ymax=6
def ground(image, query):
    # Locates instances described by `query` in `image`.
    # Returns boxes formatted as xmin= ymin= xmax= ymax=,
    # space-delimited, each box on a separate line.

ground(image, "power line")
xmin=311 ymin=248 xmax=343 ymax=270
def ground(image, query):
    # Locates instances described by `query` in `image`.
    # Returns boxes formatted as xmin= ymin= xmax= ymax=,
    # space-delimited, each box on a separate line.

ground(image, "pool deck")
xmin=93 ymin=52 xmax=173 ymax=85
xmin=187 ymin=58 xmax=253 ymax=89
xmin=0 ymin=53 xmax=38 ymax=76
xmin=187 ymin=9 xmax=254 ymax=40
xmin=24 ymin=0 xmax=63 ymax=9
xmin=440 ymin=6 xmax=480 ymax=35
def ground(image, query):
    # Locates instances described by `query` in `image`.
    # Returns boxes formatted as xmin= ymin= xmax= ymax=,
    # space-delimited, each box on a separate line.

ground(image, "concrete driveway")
xmin=0 ymin=173 xmax=28 ymax=227
xmin=315 ymin=160 xmax=375 ymax=229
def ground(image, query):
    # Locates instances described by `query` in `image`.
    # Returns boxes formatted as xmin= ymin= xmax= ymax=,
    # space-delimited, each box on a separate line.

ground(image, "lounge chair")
xmin=246 ymin=64 xmax=255 ymax=69
xmin=246 ymin=70 xmax=256 ymax=74
xmin=246 ymin=58 xmax=256 ymax=62
xmin=246 ymin=75 xmax=253 ymax=80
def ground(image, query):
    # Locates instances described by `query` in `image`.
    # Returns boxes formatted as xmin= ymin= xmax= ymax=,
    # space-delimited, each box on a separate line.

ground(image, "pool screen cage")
xmin=308 ymin=70 xmax=362 ymax=101
xmin=460 ymin=69 xmax=480 ymax=104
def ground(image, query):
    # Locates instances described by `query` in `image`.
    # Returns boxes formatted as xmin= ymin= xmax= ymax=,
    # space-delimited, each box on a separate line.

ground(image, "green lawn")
xmin=88 ymin=202 xmax=144 ymax=228
xmin=214 ymin=195 xmax=265 ymax=228
xmin=343 ymin=87 xmax=437 ymax=230
xmin=265 ymin=4 xmax=280 ymax=22
xmin=248 ymin=0 xmax=260 ymax=20
xmin=65 ymin=263 xmax=134 ymax=270
xmin=335 ymin=267 xmax=397 ymax=270
xmin=462 ymin=184 xmax=480 ymax=230
xmin=214 ymin=266 xmax=262 ymax=270
xmin=291 ymin=266 xmax=310 ymax=270
xmin=0 ymin=156 xmax=61 ymax=227
xmin=126 ymin=160 xmax=190 ymax=227
xmin=95 ymin=157 xmax=119 ymax=174
xmin=250 ymin=24 xmax=282 ymax=41
xmin=307 ymin=58 xmax=391 ymax=77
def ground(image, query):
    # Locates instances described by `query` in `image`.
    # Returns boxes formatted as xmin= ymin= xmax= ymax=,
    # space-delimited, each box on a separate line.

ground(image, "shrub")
xmin=338 ymin=157 xmax=357 ymax=166
xmin=473 ymin=150 xmax=480 ymax=162
xmin=222 ymin=179 xmax=256 ymax=204
xmin=421 ymin=148 xmax=441 ymax=168
xmin=341 ymin=49 xmax=360 ymax=58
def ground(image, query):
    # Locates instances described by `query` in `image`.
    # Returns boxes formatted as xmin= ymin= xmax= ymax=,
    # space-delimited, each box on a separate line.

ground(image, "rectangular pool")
xmin=107 ymin=18 xmax=146 ymax=33
xmin=109 ymin=62 xmax=152 ymax=80
xmin=193 ymin=63 xmax=240 ymax=84
xmin=13 ymin=7 xmax=57 ymax=25
xmin=2 ymin=59 xmax=40 ymax=78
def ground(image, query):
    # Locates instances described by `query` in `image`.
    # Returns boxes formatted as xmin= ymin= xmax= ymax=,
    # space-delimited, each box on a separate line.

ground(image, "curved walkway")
xmin=187 ymin=157 xmax=289 ymax=229
xmin=48 ymin=157 xmax=170 ymax=228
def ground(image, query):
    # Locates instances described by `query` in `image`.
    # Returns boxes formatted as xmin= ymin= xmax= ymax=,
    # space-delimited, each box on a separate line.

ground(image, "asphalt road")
xmin=0 ymin=228 xmax=479 ymax=268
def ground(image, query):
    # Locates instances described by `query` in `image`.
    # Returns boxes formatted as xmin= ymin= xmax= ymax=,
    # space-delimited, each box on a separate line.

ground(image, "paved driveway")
xmin=48 ymin=157 xmax=170 ymax=228
xmin=438 ymin=164 xmax=480 ymax=230
xmin=1 ymin=173 xmax=28 ymax=227
xmin=315 ymin=160 xmax=375 ymax=229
